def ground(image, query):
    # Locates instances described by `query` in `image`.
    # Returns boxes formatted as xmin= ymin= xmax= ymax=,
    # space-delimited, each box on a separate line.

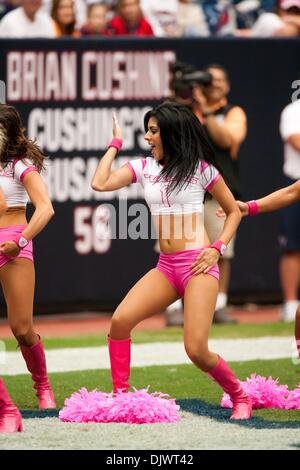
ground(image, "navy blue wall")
xmin=0 ymin=38 xmax=299 ymax=311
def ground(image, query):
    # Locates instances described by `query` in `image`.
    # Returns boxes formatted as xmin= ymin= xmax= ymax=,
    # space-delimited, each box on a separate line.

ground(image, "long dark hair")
xmin=51 ymin=0 xmax=76 ymax=36
xmin=0 ymin=104 xmax=45 ymax=171
xmin=144 ymin=101 xmax=221 ymax=195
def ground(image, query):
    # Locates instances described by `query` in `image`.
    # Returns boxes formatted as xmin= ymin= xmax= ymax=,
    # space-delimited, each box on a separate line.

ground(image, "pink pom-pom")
xmin=285 ymin=382 xmax=300 ymax=410
xmin=59 ymin=388 xmax=181 ymax=424
xmin=220 ymin=393 xmax=232 ymax=409
xmin=221 ymin=375 xmax=300 ymax=410
xmin=221 ymin=374 xmax=289 ymax=409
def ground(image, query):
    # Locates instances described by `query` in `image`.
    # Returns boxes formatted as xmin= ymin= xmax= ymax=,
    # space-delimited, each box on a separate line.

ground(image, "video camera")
xmin=170 ymin=61 xmax=212 ymax=102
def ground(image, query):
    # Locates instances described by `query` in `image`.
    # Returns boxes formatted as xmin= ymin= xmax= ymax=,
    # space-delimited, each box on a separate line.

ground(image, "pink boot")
xmin=0 ymin=379 xmax=23 ymax=432
xmin=108 ymin=336 xmax=131 ymax=393
xmin=208 ymin=356 xmax=252 ymax=420
xmin=20 ymin=339 xmax=56 ymax=409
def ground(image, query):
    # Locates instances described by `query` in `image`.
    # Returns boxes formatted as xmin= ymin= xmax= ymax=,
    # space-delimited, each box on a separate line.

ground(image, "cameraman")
xmin=193 ymin=64 xmax=247 ymax=323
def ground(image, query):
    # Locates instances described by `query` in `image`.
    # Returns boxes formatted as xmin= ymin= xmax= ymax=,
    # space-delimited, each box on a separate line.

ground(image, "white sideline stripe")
xmin=0 ymin=336 xmax=297 ymax=376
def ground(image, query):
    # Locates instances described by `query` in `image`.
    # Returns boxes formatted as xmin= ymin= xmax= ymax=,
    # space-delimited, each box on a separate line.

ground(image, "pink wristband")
xmin=210 ymin=239 xmax=227 ymax=256
xmin=246 ymin=200 xmax=259 ymax=216
xmin=108 ymin=138 xmax=123 ymax=152
xmin=13 ymin=234 xmax=29 ymax=249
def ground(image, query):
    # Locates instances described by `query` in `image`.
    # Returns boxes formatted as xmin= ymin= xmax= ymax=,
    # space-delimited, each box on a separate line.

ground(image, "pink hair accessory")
xmin=108 ymin=138 xmax=123 ymax=152
xmin=246 ymin=200 xmax=259 ymax=216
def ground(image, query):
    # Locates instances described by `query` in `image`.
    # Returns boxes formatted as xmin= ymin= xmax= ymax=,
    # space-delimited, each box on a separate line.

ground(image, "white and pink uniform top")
xmin=0 ymin=158 xmax=38 ymax=207
xmin=126 ymin=157 xmax=220 ymax=215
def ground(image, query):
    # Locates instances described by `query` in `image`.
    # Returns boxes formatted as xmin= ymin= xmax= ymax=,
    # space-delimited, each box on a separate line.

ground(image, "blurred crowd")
xmin=0 ymin=0 xmax=299 ymax=38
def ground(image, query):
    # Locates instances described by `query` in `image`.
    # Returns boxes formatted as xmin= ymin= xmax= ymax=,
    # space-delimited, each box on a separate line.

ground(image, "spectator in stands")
xmin=80 ymin=2 xmax=109 ymax=35
xmin=176 ymin=0 xmax=209 ymax=37
xmin=140 ymin=0 xmax=178 ymax=36
xmin=93 ymin=0 xmax=117 ymax=13
xmin=234 ymin=0 xmax=277 ymax=29
xmin=109 ymin=0 xmax=154 ymax=35
xmin=278 ymin=96 xmax=300 ymax=321
xmin=235 ymin=0 xmax=300 ymax=36
xmin=51 ymin=0 xmax=80 ymax=37
xmin=0 ymin=0 xmax=55 ymax=37
xmin=194 ymin=64 xmax=247 ymax=323
xmin=0 ymin=0 xmax=20 ymax=21
xmin=42 ymin=0 xmax=87 ymax=28
xmin=201 ymin=0 xmax=237 ymax=36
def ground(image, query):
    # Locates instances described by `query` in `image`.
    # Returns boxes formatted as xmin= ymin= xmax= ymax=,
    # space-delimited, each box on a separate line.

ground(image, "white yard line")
xmin=1 ymin=336 xmax=297 ymax=376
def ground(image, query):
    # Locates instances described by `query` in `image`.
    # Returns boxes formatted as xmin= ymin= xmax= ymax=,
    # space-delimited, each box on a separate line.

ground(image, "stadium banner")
xmin=0 ymin=38 xmax=299 ymax=311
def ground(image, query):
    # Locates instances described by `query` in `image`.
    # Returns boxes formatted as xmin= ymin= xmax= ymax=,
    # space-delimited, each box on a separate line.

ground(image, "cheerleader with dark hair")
xmin=91 ymin=102 xmax=252 ymax=420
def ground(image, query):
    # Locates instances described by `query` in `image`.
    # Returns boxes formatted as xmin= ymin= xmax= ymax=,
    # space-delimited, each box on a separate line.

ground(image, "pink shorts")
xmin=156 ymin=248 xmax=219 ymax=298
xmin=0 ymin=225 xmax=33 ymax=269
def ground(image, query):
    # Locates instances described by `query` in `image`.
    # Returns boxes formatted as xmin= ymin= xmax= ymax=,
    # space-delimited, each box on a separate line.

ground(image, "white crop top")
xmin=0 ymin=158 xmax=38 ymax=207
xmin=127 ymin=157 xmax=220 ymax=215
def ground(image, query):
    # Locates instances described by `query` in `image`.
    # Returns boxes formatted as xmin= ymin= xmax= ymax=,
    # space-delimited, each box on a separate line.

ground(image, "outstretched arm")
xmin=216 ymin=180 xmax=300 ymax=218
xmin=91 ymin=113 xmax=133 ymax=192
xmin=239 ymin=180 xmax=300 ymax=216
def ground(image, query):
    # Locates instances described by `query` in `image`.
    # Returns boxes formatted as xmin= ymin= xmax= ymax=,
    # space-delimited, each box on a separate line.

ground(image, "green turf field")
xmin=3 ymin=357 xmax=300 ymax=421
xmin=1 ymin=323 xmax=300 ymax=450
xmin=2 ymin=321 xmax=295 ymax=351
xmin=3 ymin=359 xmax=300 ymax=420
